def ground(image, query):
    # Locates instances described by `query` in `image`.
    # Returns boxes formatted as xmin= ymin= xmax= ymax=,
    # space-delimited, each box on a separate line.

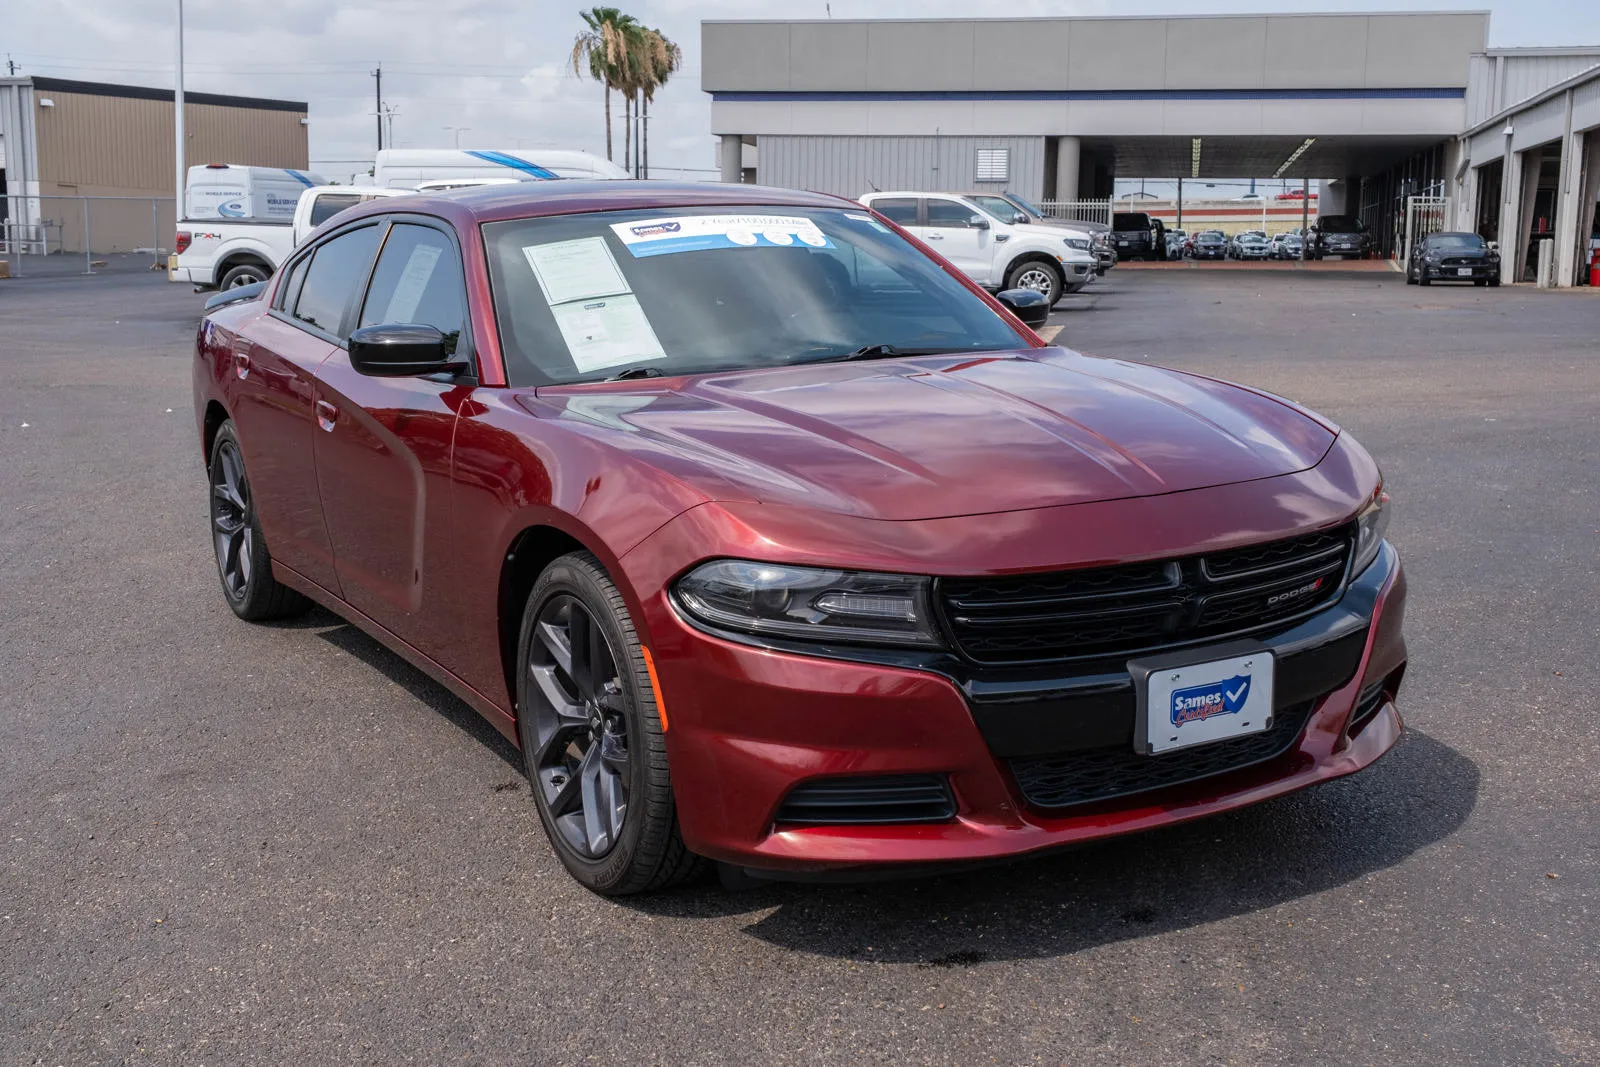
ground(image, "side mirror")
xmin=968 ymin=214 xmax=991 ymax=230
xmin=348 ymin=323 xmax=465 ymax=377
xmin=996 ymin=288 xmax=1051 ymax=328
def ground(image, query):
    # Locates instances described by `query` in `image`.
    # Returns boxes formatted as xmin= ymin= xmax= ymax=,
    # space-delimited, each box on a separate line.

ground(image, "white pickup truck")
xmin=170 ymin=185 xmax=409 ymax=290
xmin=858 ymin=191 xmax=1098 ymax=305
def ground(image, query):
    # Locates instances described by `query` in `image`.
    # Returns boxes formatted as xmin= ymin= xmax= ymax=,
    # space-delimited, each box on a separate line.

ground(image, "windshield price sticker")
xmin=611 ymin=214 xmax=834 ymax=257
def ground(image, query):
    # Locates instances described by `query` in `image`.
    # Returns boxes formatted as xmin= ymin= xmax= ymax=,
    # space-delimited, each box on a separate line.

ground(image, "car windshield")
xmin=1113 ymin=213 xmax=1152 ymax=230
xmin=1003 ymin=193 xmax=1046 ymax=218
xmin=483 ymin=205 xmax=1029 ymax=386
xmin=1320 ymin=215 xmax=1362 ymax=233
xmin=968 ymin=195 xmax=1028 ymax=224
xmin=1198 ymin=234 xmax=1224 ymax=244
xmin=1428 ymin=234 xmax=1487 ymax=250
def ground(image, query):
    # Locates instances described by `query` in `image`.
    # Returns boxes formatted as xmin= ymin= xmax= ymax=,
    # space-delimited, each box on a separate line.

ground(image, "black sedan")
xmin=1406 ymin=232 xmax=1501 ymax=287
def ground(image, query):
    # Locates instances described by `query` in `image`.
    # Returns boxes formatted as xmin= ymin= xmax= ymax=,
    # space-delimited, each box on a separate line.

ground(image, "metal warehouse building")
xmin=0 ymin=76 xmax=309 ymax=255
xmin=704 ymin=12 xmax=1600 ymax=286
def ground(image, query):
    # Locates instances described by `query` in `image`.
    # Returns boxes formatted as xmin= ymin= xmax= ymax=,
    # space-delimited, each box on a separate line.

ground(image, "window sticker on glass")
xmin=551 ymin=295 xmax=666 ymax=374
xmin=610 ymin=214 xmax=834 ymax=258
xmin=522 ymin=237 xmax=632 ymax=305
xmin=383 ymin=242 xmax=443 ymax=323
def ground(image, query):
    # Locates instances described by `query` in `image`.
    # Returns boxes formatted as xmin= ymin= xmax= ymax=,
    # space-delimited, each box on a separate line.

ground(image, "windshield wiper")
xmin=606 ymin=366 xmax=667 ymax=382
xmin=829 ymin=343 xmax=957 ymax=363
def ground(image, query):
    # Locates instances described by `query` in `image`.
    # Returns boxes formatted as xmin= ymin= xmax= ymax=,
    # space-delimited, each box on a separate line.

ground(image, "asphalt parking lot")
xmin=2 ymin=264 xmax=1597 ymax=1065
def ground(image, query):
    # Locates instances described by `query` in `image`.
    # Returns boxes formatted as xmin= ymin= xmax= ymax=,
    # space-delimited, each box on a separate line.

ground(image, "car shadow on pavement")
xmin=307 ymin=614 xmax=524 ymax=771
xmin=627 ymin=730 xmax=1478 ymax=964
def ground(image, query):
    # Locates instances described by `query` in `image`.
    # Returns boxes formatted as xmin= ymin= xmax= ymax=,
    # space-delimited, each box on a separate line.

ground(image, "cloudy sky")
xmin=8 ymin=0 xmax=1600 ymax=184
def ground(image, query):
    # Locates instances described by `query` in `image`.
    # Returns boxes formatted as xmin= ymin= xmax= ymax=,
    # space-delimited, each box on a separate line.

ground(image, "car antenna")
xmin=867 ymin=176 xmax=880 ymax=193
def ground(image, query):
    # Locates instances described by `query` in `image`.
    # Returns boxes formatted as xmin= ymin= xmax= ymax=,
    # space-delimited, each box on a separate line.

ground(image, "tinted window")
xmin=969 ymin=195 xmax=1025 ymax=224
xmin=871 ymin=198 xmax=918 ymax=225
xmin=483 ymin=206 xmax=1028 ymax=387
xmin=1426 ymin=233 xmax=1486 ymax=250
xmin=308 ymin=193 xmax=363 ymax=228
xmin=293 ymin=224 xmax=383 ymax=338
xmin=359 ymin=224 xmax=466 ymax=355
xmin=274 ymin=253 xmax=310 ymax=311
xmin=1113 ymin=213 xmax=1152 ymax=231
xmin=925 ymin=199 xmax=981 ymax=228
xmin=1319 ymin=215 xmax=1363 ymax=233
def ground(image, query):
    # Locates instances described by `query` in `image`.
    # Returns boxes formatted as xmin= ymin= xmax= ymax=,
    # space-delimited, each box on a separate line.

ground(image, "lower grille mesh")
xmin=1009 ymin=701 xmax=1317 ymax=810
xmin=776 ymin=774 xmax=955 ymax=825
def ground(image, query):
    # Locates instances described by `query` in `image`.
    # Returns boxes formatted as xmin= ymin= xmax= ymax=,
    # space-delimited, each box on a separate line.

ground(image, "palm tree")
xmin=570 ymin=7 xmax=638 ymax=162
xmin=636 ymin=28 xmax=682 ymax=179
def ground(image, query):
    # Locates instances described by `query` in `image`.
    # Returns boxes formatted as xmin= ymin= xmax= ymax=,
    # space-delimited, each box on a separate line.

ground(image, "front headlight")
xmin=673 ymin=560 xmax=944 ymax=648
xmin=1350 ymin=485 xmax=1391 ymax=576
xmin=1063 ymin=237 xmax=1091 ymax=252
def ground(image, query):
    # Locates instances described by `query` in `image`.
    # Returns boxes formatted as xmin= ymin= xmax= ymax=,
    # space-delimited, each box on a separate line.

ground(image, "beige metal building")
xmin=1 ymin=76 xmax=309 ymax=254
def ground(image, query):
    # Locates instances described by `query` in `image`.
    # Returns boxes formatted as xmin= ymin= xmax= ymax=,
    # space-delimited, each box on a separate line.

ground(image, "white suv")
xmin=859 ymin=192 xmax=1097 ymax=305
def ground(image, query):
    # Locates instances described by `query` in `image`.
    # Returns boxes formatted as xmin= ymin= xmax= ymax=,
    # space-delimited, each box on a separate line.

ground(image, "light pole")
xmin=445 ymin=126 xmax=470 ymax=149
xmin=174 ymin=0 xmax=185 ymax=235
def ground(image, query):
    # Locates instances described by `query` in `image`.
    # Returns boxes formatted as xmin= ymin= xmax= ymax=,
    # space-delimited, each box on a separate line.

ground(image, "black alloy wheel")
xmin=516 ymin=551 xmax=702 ymax=895
xmin=207 ymin=421 xmax=309 ymax=621
xmin=526 ymin=593 xmax=632 ymax=860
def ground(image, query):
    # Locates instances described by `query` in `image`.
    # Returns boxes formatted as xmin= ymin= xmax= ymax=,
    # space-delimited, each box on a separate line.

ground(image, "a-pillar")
xmin=719 ymin=134 xmax=743 ymax=184
xmin=1053 ymin=136 xmax=1081 ymax=202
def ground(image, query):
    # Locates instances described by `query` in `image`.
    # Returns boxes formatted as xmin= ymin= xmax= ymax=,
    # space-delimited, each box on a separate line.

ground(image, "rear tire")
xmin=219 ymin=262 xmax=270 ymax=290
xmin=208 ymin=421 xmax=311 ymax=622
xmin=516 ymin=551 xmax=704 ymax=896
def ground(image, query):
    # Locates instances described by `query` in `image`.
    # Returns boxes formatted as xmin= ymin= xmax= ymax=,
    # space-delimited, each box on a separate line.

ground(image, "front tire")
xmin=1004 ymin=259 xmax=1063 ymax=307
xmin=516 ymin=551 xmax=702 ymax=896
xmin=208 ymin=422 xmax=310 ymax=621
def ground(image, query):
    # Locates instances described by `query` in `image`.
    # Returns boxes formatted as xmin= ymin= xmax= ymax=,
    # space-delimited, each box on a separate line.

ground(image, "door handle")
xmin=925 ymin=233 xmax=944 ymax=240
xmin=315 ymin=399 xmax=339 ymax=431
xmin=232 ymin=350 xmax=250 ymax=379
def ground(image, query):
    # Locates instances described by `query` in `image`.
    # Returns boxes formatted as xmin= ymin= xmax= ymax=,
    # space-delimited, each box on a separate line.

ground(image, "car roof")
xmin=325 ymin=179 xmax=857 ymax=230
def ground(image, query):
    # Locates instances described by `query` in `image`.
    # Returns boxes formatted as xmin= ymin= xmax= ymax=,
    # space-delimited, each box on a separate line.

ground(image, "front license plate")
xmin=1457 ymin=267 xmax=1472 ymax=276
xmin=1129 ymin=644 xmax=1275 ymax=755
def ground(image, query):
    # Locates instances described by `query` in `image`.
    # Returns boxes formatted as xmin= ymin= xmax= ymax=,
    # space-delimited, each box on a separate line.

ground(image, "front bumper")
xmin=1422 ymin=261 xmax=1497 ymax=280
xmin=638 ymin=540 xmax=1407 ymax=876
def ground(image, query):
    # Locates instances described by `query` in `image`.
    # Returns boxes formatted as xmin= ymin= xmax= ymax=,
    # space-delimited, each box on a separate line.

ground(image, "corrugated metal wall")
xmin=1467 ymin=52 xmax=1600 ymax=127
xmin=756 ymin=136 xmax=1047 ymax=201
xmin=33 ymin=89 xmax=308 ymax=251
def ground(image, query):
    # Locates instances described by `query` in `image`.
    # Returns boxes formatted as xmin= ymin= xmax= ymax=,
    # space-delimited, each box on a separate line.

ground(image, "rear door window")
xmin=924 ymin=199 xmax=981 ymax=229
xmin=292 ymin=224 xmax=384 ymax=340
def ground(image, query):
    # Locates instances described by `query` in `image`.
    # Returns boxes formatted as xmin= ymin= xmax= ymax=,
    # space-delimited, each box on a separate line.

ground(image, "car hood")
xmin=529 ymin=350 xmax=1337 ymax=521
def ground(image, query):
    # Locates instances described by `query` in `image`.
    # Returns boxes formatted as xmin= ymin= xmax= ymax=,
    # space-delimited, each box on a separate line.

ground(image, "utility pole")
xmin=373 ymin=64 xmax=383 ymax=151
xmin=174 ymin=0 xmax=185 ymax=231
xmin=6 ymin=55 xmax=16 ymax=76
xmin=1176 ymin=176 xmax=1183 ymax=230
xmin=1301 ymin=175 xmax=1310 ymax=260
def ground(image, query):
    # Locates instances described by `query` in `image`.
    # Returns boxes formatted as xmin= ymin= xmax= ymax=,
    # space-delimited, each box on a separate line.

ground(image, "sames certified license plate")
xmin=1129 ymin=644 xmax=1275 ymax=755
xmin=1457 ymin=267 xmax=1473 ymax=276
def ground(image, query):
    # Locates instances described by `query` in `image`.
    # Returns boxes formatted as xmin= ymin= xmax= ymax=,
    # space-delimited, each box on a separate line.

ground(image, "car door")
xmin=311 ymin=216 xmax=474 ymax=648
xmin=920 ymin=197 xmax=994 ymax=284
xmin=223 ymin=241 xmax=347 ymax=594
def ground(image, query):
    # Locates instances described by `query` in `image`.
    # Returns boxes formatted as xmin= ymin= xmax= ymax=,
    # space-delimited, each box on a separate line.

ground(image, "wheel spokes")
xmin=526 ymin=594 xmax=632 ymax=859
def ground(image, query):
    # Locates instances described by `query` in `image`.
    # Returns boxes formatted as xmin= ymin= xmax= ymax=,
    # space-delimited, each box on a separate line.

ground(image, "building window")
xmin=975 ymin=149 xmax=1009 ymax=183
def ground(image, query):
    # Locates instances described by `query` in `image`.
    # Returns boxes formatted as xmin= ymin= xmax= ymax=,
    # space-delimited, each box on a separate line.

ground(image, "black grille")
xmin=938 ymin=527 xmax=1352 ymax=664
xmin=1347 ymin=681 xmax=1386 ymax=736
xmin=775 ymin=775 xmax=955 ymax=825
xmin=1009 ymin=701 xmax=1317 ymax=809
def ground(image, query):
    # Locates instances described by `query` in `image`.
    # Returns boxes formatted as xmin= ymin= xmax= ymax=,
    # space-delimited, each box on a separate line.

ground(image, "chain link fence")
xmin=2 ymin=195 xmax=176 ymax=277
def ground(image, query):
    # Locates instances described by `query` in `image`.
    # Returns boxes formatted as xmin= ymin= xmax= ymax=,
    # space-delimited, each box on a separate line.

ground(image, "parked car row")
xmin=859 ymin=191 xmax=1106 ymax=306
xmin=1171 ymin=229 xmax=1306 ymax=260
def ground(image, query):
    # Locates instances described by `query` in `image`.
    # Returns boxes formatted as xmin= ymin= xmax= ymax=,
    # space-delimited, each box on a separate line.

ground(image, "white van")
xmin=183 ymin=164 xmax=326 ymax=221
xmin=370 ymin=148 xmax=627 ymax=189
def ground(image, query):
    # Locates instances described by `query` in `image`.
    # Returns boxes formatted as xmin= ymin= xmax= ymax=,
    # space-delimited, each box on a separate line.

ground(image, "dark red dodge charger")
xmin=193 ymin=182 xmax=1406 ymax=895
